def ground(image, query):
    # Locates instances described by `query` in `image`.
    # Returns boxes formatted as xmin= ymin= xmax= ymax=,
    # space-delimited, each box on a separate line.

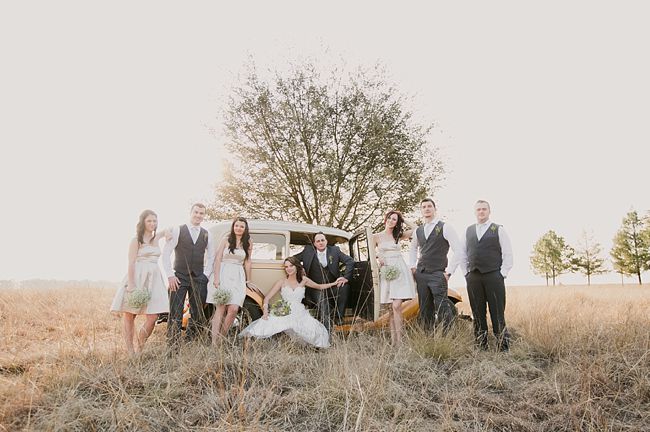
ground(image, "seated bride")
xmin=239 ymin=256 xmax=344 ymax=348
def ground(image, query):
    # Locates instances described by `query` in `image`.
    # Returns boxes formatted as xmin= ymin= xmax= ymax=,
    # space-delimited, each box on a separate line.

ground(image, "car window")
xmin=352 ymin=232 xmax=369 ymax=261
xmin=289 ymin=240 xmax=350 ymax=257
xmin=289 ymin=243 xmax=305 ymax=256
xmin=250 ymin=233 xmax=286 ymax=260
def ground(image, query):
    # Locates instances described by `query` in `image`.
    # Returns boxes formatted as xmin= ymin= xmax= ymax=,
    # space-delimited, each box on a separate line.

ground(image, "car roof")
xmin=209 ymin=219 xmax=353 ymax=245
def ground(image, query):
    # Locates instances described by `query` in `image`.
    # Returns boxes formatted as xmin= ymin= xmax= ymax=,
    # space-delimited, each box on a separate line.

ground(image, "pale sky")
xmin=1 ymin=1 xmax=649 ymax=287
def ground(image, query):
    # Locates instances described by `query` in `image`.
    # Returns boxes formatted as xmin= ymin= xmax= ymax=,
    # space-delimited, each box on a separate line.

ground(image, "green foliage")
xmin=209 ymin=59 xmax=444 ymax=231
xmin=610 ymin=210 xmax=650 ymax=285
xmin=572 ymin=229 xmax=607 ymax=286
xmin=530 ymin=230 xmax=575 ymax=286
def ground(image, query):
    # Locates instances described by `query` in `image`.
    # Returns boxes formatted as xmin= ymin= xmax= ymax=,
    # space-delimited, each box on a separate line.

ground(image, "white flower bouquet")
xmin=381 ymin=265 xmax=401 ymax=281
xmin=127 ymin=288 xmax=152 ymax=309
xmin=270 ymin=299 xmax=291 ymax=317
xmin=213 ymin=288 xmax=231 ymax=305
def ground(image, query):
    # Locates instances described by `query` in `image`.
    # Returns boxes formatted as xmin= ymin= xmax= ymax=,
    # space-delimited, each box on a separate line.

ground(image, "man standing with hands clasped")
xmin=162 ymin=203 xmax=215 ymax=347
xmin=409 ymin=198 xmax=465 ymax=333
xmin=463 ymin=200 xmax=513 ymax=351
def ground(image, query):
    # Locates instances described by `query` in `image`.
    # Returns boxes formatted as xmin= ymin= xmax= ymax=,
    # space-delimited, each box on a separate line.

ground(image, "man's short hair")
xmin=475 ymin=200 xmax=490 ymax=210
xmin=314 ymin=231 xmax=327 ymax=241
xmin=420 ymin=198 xmax=436 ymax=208
xmin=191 ymin=203 xmax=206 ymax=211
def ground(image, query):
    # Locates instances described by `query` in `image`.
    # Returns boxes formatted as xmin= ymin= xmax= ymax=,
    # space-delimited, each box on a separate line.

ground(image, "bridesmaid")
xmin=372 ymin=210 xmax=417 ymax=345
xmin=110 ymin=210 xmax=170 ymax=354
xmin=207 ymin=216 xmax=253 ymax=343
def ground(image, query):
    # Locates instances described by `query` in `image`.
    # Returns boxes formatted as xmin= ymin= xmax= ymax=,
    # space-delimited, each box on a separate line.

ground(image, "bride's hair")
xmin=228 ymin=216 xmax=251 ymax=260
xmin=284 ymin=256 xmax=304 ymax=283
xmin=136 ymin=210 xmax=157 ymax=246
xmin=384 ymin=210 xmax=404 ymax=244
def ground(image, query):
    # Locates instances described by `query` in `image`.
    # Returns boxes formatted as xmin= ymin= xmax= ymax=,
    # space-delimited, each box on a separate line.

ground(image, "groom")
xmin=293 ymin=232 xmax=354 ymax=332
xmin=162 ymin=203 xmax=215 ymax=346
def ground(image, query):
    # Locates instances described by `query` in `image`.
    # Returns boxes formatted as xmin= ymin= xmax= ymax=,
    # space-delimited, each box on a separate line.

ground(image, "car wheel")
xmin=238 ymin=297 xmax=263 ymax=329
xmin=449 ymin=301 xmax=458 ymax=318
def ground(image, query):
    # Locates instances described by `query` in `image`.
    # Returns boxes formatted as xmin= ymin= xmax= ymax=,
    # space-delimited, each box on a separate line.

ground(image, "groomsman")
xmin=162 ymin=203 xmax=215 ymax=346
xmin=409 ymin=198 xmax=465 ymax=332
xmin=463 ymin=200 xmax=513 ymax=351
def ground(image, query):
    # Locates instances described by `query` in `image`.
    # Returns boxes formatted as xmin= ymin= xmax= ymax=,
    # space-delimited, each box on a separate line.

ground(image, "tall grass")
xmin=1 ymin=284 xmax=649 ymax=431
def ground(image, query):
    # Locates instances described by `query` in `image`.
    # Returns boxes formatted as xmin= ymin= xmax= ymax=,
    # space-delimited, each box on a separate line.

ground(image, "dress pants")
xmin=305 ymin=287 xmax=333 ymax=333
xmin=465 ymin=269 xmax=509 ymax=350
xmin=414 ymin=270 xmax=454 ymax=332
xmin=167 ymin=272 xmax=209 ymax=346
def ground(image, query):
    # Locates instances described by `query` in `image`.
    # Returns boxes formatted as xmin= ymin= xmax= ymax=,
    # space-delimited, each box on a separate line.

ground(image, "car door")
xmin=347 ymin=226 xmax=380 ymax=322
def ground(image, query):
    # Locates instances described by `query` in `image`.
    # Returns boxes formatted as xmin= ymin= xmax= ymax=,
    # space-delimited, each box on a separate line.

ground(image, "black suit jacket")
xmin=294 ymin=245 xmax=354 ymax=281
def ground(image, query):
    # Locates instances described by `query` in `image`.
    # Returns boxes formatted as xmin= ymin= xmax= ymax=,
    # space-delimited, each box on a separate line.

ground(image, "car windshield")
xmin=289 ymin=233 xmax=350 ymax=257
xmin=250 ymin=233 xmax=286 ymax=260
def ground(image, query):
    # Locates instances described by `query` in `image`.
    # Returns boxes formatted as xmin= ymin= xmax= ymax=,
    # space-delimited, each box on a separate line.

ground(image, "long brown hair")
xmin=384 ymin=210 xmax=404 ymax=244
xmin=284 ymin=256 xmax=304 ymax=283
xmin=228 ymin=216 xmax=251 ymax=260
xmin=136 ymin=210 xmax=157 ymax=246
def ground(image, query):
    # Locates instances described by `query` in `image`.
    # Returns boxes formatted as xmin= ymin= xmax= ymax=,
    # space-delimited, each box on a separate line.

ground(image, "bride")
xmin=240 ymin=257 xmax=344 ymax=348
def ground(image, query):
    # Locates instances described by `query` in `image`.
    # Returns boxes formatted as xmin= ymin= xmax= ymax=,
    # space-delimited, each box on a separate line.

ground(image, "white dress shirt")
xmin=316 ymin=249 xmax=328 ymax=267
xmin=162 ymin=224 xmax=216 ymax=279
xmin=408 ymin=218 xmax=466 ymax=276
xmin=463 ymin=219 xmax=514 ymax=278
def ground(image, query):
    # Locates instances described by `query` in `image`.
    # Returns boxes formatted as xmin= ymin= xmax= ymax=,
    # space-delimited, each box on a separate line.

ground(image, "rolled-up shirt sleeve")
xmin=408 ymin=231 xmax=419 ymax=268
xmin=162 ymin=226 xmax=180 ymax=278
xmin=444 ymin=224 xmax=467 ymax=276
xmin=498 ymin=226 xmax=513 ymax=277
xmin=204 ymin=230 xmax=216 ymax=279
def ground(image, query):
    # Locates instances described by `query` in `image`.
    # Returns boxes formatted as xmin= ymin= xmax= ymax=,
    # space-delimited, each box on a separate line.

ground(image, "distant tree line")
xmin=530 ymin=210 xmax=650 ymax=285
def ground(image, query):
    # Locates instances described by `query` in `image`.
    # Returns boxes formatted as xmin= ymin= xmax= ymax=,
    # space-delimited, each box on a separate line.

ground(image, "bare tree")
xmin=572 ymin=229 xmax=607 ymax=286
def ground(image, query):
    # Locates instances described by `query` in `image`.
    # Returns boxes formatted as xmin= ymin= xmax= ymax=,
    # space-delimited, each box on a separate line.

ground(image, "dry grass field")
xmin=1 ymin=283 xmax=649 ymax=431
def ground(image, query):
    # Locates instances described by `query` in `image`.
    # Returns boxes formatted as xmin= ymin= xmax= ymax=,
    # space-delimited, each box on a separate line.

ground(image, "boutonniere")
xmin=490 ymin=225 xmax=497 ymax=233
xmin=328 ymin=255 xmax=333 ymax=265
xmin=434 ymin=226 xmax=442 ymax=235
xmin=203 ymin=232 xmax=209 ymax=241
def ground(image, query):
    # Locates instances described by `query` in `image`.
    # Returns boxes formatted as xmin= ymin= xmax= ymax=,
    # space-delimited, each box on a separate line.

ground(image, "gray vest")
xmin=416 ymin=221 xmax=449 ymax=273
xmin=174 ymin=225 xmax=208 ymax=276
xmin=307 ymin=255 xmax=336 ymax=284
xmin=466 ymin=223 xmax=502 ymax=273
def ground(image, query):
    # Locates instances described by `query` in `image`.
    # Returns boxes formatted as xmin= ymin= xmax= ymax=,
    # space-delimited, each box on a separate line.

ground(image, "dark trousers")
xmin=167 ymin=272 xmax=209 ymax=346
xmin=415 ymin=270 xmax=454 ymax=332
xmin=304 ymin=284 xmax=349 ymax=332
xmin=466 ymin=269 xmax=509 ymax=350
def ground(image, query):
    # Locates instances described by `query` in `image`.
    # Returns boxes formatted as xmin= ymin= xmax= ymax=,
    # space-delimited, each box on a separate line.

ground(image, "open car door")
xmin=345 ymin=226 xmax=380 ymax=324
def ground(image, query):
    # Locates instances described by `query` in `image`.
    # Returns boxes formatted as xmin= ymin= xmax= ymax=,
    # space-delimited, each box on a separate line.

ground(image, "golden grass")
xmin=1 ymin=284 xmax=649 ymax=431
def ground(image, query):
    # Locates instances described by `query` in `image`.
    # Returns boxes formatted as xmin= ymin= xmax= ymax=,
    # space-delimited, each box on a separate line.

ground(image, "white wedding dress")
xmin=239 ymin=284 xmax=330 ymax=348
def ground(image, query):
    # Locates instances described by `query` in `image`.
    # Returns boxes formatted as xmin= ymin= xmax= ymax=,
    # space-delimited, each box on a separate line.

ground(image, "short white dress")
xmin=110 ymin=242 xmax=170 ymax=315
xmin=239 ymin=284 xmax=330 ymax=348
xmin=207 ymin=247 xmax=247 ymax=307
xmin=378 ymin=241 xmax=417 ymax=304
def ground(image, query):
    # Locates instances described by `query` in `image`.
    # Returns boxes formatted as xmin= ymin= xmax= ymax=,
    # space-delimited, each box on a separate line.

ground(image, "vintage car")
xmin=206 ymin=220 xmax=465 ymax=332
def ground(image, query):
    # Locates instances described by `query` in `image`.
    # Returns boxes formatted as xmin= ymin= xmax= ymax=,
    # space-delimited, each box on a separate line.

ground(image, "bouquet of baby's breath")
xmin=127 ymin=288 xmax=151 ymax=309
xmin=213 ymin=288 xmax=231 ymax=305
xmin=270 ymin=299 xmax=291 ymax=317
xmin=381 ymin=265 xmax=401 ymax=281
